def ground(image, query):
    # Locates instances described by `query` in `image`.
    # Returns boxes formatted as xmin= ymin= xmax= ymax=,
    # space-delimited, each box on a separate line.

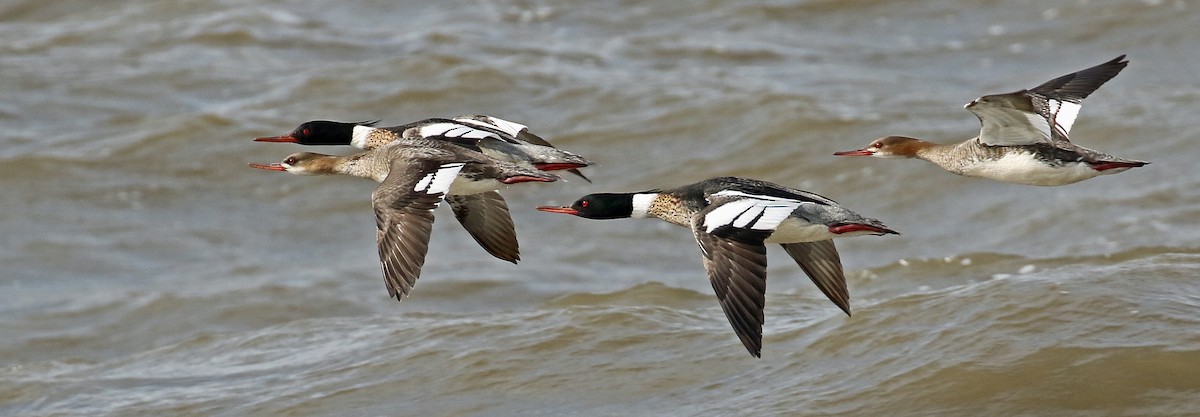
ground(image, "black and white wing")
xmin=454 ymin=115 xmax=592 ymax=182
xmin=373 ymin=159 xmax=465 ymax=301
xmin=403 ymin=121 xmax=505 ymax=149
xmin=967 ymin=55 xmax=1127 ymax=146
xmin=1025 ymin=55 xmax=1127 ymax=141
xmin=692 ymin=208 xmax=771 ymax=358
xmin=454 ymin=115 xmax=529 ymax=140
xmin=780 ymin=240 xmax=849 ymax=316
xmin=699 ymin=190 xmax=809 ymax=241
xmin=703 ymin=189 xmax=851 ymax=316
xmin=692 ymin=191 xmax=814 ymax=357
xmin=455 ymin=114 xmax=564 ymax=147
xmin=445 ymin=191 xmax=520 ymax=264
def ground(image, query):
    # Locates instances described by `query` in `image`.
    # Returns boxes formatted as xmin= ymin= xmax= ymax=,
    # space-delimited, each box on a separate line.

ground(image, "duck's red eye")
xmin=871 ymin=143 xmax=882 ymax=148
xmin=302 ymin=128 xmax=311 ymax=136
xmin=580 ymin=200 xmax=589 ymax=208
xmin=284 ymin=157 xmax=297 ymax=165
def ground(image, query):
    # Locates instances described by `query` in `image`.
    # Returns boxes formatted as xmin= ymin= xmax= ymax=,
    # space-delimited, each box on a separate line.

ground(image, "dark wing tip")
xmin=373 ymin=160 xmax=452 ymax=303
xmin=693 ymin=223 xmax=769 ymax=359
xmin=1029 ymin=55 xmax=1130 ymax=101
xmin=515 ymin=130 xmax=556 ymax=148
xmin=723 ymin=303 xmax=764 ymax=358
xmin=568 ymin=168 xmax=592 ymax=183
xmin=780 ymin=241 xmax=852 ymax=316
xmin=446 ymin=192 xmax=523 ymax=264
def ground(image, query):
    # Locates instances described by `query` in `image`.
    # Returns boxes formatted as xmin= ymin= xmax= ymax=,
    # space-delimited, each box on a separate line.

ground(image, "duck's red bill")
xmin=833 ymin=149 xmax=873 ymax=156
xmin=502 ymin=175 xmax=555 ymax=184
xmin=253 ymin=135 xmax=298 ymax=143
xmin=829 ymin=224 xmax=898 ymax=235
xmin=536 ymin=206 xmax=578 ymax=215
xmin=1090 ymin=161 xmax=1148 ymax=171
xmin=534 ymin=162 xmax=588 ymax=171
xmin=248 ymin=163 xmax=286 ymax=171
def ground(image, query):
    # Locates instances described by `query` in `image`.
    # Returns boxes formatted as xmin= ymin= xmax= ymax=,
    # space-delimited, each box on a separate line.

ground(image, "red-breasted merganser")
xmin=254 ymin=115 xmax=593 ymax=182
xmin=251 ymin=141 xmax=556 ymax=301
xmin=834 ymin=55 xmax=1147 ymax=186
xmin=536 ymin=176 xmax=898 ymax=357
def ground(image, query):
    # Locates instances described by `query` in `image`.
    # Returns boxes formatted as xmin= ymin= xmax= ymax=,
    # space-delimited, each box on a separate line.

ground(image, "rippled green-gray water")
xmin=3 ymin=1 xmax=1199 ymax=415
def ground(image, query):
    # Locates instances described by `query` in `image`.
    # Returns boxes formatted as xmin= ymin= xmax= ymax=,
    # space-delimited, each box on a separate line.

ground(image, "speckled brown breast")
xmin=647 ymin=193 xmax=697 ymax=227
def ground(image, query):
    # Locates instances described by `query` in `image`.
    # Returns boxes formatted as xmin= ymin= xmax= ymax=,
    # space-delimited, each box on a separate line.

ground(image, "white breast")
xmin=958 ymin=151 xmax=1098 ymax=186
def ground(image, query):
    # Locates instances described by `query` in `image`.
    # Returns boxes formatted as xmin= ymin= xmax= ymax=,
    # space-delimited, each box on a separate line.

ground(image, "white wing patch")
xmin=413 ymin=162 xmax=466 ymax=195
xmin=452 ymin=118 xmax=497 ymax=131
xmin=712 ymin=190 xmax=790 ymax=202
xmin=1050 ymin=99 xmax=1081 ymax=135
xmin=454 ymin=116 xmax=528 ymax=137
xmin=712 ymin=189 xmax=834 ymax=205
xmin=712 ymin=199 xmax=758 ymax=229
xmin=481 ymin=116 xmax=528 ymax=137
xmin=418 ymin=123 xmax=498 ymax=140
xmin=704 ymin=192 xmax=805 ymax=234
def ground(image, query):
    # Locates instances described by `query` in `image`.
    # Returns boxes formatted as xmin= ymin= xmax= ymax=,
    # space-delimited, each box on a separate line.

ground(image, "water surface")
xmin=2 ymin=0 xmax=1199 ymax=415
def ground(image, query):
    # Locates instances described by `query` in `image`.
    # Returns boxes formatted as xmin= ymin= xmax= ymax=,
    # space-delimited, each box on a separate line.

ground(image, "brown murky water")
xmin=2 ymin=0 xmax=1199 ymax=415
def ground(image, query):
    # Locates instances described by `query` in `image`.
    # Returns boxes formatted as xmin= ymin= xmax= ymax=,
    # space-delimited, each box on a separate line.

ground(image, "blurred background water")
xmin=2 ymin=0 xmax=1199 ymax=415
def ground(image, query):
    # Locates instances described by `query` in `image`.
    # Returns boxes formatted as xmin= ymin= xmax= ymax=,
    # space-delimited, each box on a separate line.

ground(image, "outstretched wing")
xmin=405 ymin=121 xmax=504 ymax=147
xmin=454 ymin=115 xmax=593 ymax=182
xmin=445 ymin=191 xmax=520 ymax=264
xmin=700 ymin=190 xmax=808 ymax=240
xmin=372 ymin=160 xmax=465 ymax=301
xmin=968 ymin=55 xmax=1127 ymax=146
xmin=454 ymin=115 xmax=529 ymax=139
xmin=692 ymin=203 xmax=772 ymax=358
xmin=780 ymin=240 xmax=849 ymax=316
xmin=1026 ymin=54 xmax=1127 ymax=141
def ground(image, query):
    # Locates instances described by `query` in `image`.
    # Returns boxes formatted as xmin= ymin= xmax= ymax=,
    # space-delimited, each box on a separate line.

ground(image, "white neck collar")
xmin=351 ymin=125 xmax=375 ymax=149
xmin=630 ymin=193 xmax=657 ymax=218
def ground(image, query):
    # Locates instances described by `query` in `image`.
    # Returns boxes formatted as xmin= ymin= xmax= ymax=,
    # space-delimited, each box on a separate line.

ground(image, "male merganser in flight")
xmin=834 ymin=55 xmax=1147 ymax=186
xmin=536 ymin=177 xmax=898 ymax=357
xmin=251 ymin=140 xmax=556 ymax=302
xmin=254 ymin=115 xmax=593 ymax=182
xmin=252 ymin=119 xmax=580 ymax=264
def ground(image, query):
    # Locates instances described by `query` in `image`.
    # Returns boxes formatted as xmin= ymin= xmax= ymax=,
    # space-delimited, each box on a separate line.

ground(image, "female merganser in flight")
xmin=254 ymin=115 xmax=593 ymax=182
xmin=251 ymin=141 xmax=556 ymax=302
xmin=834 ymin=55 xmax=1147 ymax=186
xmin=536 ymin=177 xmax=898 ymax=357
